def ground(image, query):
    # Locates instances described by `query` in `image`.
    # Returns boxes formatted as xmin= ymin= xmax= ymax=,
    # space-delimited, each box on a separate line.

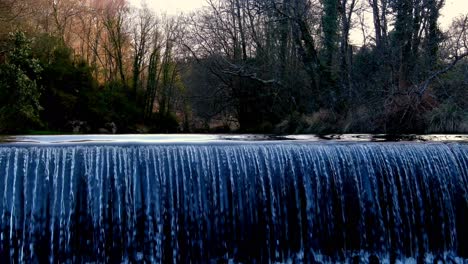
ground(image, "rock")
xmin=135 ymin=125 xmax=150 ymax=133
xmin=105 ymin=122 xmax=117 ymax=134
xmin=67 ymin=120 xmax=89 ymax=134
xmin=97 ymin=122 xmax=117 ymax=134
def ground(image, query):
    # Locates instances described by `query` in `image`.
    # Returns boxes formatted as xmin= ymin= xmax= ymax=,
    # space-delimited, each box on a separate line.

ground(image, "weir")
xmin=0 ymin=136 xmax=467 ymax=263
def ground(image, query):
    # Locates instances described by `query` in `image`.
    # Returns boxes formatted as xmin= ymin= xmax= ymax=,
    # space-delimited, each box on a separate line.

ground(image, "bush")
xmin=0 ymin=31 xmax=42 ymax=133
xmin=342 ymin=106 xmax=379 ymax=133
xmin=82 ymin=82 xmax=142 ymax=133
xmin=148 ymin=112 xmax=180 ymax=133
xmin=425 ymin=101 xmax=468 ymax=133
xmin=275 ymin=110 xmax=340 ymax=134
xmin=34 ymin=35 xmax=98 ymax=131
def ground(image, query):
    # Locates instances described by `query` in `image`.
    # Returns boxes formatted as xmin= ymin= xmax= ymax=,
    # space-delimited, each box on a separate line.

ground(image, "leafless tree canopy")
xmin=0 ymin=0 xmax=467 ymax=133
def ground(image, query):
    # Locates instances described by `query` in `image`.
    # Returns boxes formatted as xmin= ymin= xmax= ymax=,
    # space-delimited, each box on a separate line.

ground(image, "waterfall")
xmin=0 ymin=142 xmax=466 ymax=263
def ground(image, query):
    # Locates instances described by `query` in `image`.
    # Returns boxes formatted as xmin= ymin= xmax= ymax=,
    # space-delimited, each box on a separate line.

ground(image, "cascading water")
xmin=0 ymin=138 xmax=467 ymax=263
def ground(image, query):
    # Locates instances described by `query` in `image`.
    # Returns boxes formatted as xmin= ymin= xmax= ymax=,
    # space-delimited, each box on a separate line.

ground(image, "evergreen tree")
xmin=0 ymin=31 xmax=42 ymax=133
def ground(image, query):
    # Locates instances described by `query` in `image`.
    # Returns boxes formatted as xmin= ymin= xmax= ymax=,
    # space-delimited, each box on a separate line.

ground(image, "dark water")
xmin=0 ymin=136 xmax=467 ymax=263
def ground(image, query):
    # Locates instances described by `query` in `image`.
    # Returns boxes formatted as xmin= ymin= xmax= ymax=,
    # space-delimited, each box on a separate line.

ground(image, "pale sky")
xmin=440 ymin=0 xmax=468 ymax=27
xmin=129 ymin=0 xmax=206 ymax=15
xmin=129 ymin=0 xmax=467 ymax=31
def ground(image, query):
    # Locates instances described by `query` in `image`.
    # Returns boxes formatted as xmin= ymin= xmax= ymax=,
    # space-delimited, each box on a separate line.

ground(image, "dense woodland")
xmin=0 ymin=0 xmax=467 ymax=134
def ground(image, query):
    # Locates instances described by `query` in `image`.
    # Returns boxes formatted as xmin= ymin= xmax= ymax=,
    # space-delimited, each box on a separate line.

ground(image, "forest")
xmin=0 ymin=0 xmax=467 ymax=134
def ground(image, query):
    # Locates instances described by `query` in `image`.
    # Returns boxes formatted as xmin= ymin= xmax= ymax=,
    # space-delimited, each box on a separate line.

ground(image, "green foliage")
xmin=425 ymin=101 xmax=468 ymax=133
xmin=30 ymin=34 xmax=149 ymax=133
xmin=321 ymin=0 xmax=339 ymax=69
xmin=0 ymin=0 xmax=465 ymax=135
xmin=84 ymin=81 xmax=143 ymax=132
xmin=148 ymin=112 xmax=179 ymax=133
xmin=0 ymin=31 xmax=42 ymax=133
xmin=275 ymin=110 xmax=340 ymax=134
xmin=33 ymin=34 xmax=97 ymax=131
xmin=27 ymin=130 xmax=63 ymax=135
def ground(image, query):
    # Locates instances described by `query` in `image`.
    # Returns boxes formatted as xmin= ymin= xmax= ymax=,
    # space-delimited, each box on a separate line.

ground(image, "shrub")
xmin=0 ymin=31 xmax=42 ymax=133
xmin=425 ymin=101 xmax=468 ymax=133
xmin=148 ymin=112 xmax=179 ymax=133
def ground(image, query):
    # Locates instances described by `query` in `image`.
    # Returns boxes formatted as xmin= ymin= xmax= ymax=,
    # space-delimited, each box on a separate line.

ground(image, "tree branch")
xmin=416 ymin=51 xmax=468 ymax=97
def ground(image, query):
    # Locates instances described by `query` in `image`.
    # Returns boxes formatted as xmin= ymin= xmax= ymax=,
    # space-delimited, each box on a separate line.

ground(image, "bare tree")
xmin=130 ymin=4 xmax=156 ymax=98
xmin=51 ymin=0 xmax=83 ymax=42
xmin=102 ymin=0 xmax=129 ymax=84
xmin=339 ymin=0 xmax=357 ymax=98
xmin=369 ymin=0 xmax=388 ymax=51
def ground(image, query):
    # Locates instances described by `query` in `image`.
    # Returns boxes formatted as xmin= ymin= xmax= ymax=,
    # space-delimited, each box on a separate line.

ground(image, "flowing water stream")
xmin=0 ymin=136 xmax=467 ymax=263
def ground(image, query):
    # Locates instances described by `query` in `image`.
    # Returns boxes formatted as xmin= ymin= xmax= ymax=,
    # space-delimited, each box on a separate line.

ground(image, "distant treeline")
xmin=0 ymin=0 xmax=467 ymax=134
